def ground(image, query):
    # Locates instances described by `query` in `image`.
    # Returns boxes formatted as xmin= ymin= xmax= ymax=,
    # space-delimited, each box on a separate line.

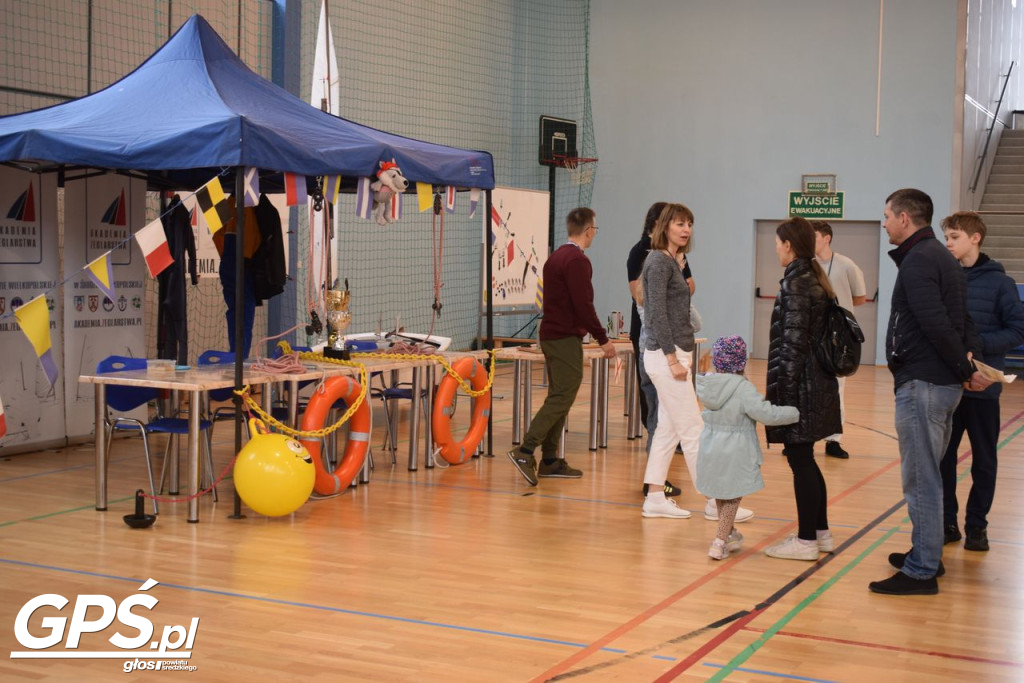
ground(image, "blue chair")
xmin=197 ymin=350 xmax=237 ymax=439
xmin=98 ymin=356 xmax=216 ymax=512
xmin=346 ymin=340 xmax=429 ymax=460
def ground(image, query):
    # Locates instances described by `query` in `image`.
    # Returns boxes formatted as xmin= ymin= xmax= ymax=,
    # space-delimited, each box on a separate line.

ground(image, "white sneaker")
xmin=726 ymin=529 xmax=744 ymax=553
xmin=708 ymin=538 xmax=728 ymax=560
xmin=703 ymin=499 xmax=755 ymax=523
xmin=764 ymin=535 xmax=820 ymax=561
xmin=642 ymin=497 xmax=692 ymax=519
xmin=817 ymin=530 xmax=835 ymax=553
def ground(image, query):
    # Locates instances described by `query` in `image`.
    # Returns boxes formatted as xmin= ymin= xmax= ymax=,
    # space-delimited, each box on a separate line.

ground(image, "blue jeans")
xmin=637 ymin=352 xmax=659 ymax=451
xmin=894 ymin=380 xmax=962 ymax=579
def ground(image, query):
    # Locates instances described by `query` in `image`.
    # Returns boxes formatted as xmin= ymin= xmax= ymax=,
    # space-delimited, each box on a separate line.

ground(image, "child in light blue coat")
xmin=696 ymin=336 xmax=799 ymax=560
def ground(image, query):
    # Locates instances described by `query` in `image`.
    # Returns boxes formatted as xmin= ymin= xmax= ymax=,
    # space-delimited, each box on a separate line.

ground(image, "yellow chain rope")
xmin=232 ymin=341 xmax=498 ymax=439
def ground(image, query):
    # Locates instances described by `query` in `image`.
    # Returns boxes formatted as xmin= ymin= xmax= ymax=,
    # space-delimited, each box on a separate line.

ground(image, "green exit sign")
xmin=788 ymin=191 xmax=844 ymax=219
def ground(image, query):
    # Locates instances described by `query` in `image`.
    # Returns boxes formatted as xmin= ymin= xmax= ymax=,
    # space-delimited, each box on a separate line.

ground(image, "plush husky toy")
xmin=371 ymin=160 xmax=409 ymax=225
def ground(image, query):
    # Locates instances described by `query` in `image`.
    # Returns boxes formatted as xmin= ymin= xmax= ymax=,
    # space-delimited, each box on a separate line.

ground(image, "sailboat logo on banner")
xmin=6 ymin=183 xmax=35 ymax=221
xmin=101 ymin=189 xmax=128 ymax=226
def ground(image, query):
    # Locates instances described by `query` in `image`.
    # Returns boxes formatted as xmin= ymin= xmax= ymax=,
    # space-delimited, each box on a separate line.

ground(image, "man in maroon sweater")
xmin=508 ymin=207 xmax=617 ymax=485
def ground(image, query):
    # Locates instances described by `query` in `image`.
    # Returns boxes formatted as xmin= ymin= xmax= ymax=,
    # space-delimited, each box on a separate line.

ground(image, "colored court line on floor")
xmin=691 ymin=416 xmax=1024 ymax=682
xmin=536 ymin=409 xmax=1024 ymax=682
xmin=701 ymin=662 xmax=837 ymax=682
xmin=740 ymin=626 xmax=1021 ymax=668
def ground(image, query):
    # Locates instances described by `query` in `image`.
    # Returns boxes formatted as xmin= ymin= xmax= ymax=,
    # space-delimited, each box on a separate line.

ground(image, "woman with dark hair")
xmin=764 ymin=216 xmax=842 ymax=560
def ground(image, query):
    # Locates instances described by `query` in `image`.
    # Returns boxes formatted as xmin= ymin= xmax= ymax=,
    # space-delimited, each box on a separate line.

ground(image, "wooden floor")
xmin=2 ymin=359 xmax=1024 ymax=682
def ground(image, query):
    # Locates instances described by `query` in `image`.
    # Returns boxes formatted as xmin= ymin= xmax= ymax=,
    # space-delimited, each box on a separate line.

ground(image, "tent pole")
xmin=231 ymin=166 xmax=246 ymax=519
xmin=484 ymin=189 xmax=494 ymax=458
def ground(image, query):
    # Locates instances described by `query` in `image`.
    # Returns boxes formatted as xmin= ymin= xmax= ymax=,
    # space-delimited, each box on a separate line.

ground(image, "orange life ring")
xmin=299 ymin=376 xmax=371 ymax=495
xmin=432 ymin=357 xmax=490 ymax=464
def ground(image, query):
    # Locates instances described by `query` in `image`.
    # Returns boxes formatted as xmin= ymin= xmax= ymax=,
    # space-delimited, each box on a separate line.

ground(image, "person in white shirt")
xmin=812 ymin=221 xmax=867 ymax=459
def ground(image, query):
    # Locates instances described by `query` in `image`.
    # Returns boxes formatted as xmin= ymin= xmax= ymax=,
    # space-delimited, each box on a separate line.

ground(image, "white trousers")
xmin=826 ymin=375 xmax=846 ymax=443
xmin=643 ymin=349 xmax=703 ymax=491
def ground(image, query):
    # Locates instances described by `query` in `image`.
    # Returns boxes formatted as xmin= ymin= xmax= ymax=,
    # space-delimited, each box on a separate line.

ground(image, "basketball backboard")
xmin=539 ymin=116 xmax=578 ymax=166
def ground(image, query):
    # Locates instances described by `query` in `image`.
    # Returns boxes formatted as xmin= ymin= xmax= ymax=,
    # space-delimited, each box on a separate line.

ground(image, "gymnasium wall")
xmin=588 ymin=0 xmax=967 ymax=365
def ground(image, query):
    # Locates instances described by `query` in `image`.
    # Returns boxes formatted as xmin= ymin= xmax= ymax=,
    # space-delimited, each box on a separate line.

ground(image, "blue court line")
xmin=0 ymin=556 xmax=652 ymax=659
xmin=703 ymin=662 xmax=837 ymax=682
xmin=0 ymin=456 xmax=137 ymax=484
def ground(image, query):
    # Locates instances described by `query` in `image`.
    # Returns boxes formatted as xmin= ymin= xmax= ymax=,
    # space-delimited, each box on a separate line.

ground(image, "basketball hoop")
xmin=555 ymin=155 xmax=598 ymax=186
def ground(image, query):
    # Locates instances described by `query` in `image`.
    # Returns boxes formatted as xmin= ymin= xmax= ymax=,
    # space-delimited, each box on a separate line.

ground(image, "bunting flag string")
xmin=416 ymin=182 xmax=433 ymax=212
xmin=284 ymin=172 xmax=307 ymax=206
xmin=355 ymin=177 xmax=373 ymax=219
xmin=14 ymin=295 xmax=59 ymax=387
xmin=85 ymin=251 xmax=116 ymax=300
xmin=134 ymin=218 xmax=174 ymax=278
xmin=196 ymin=176 xmax=231 ymax=234
xmin=322 ymin=174 xmax=342 ymax=205
xmin=389 ymin=192 xmax=402 ymax=221
xmin=243 ymin=167 xmax=260 ymax=207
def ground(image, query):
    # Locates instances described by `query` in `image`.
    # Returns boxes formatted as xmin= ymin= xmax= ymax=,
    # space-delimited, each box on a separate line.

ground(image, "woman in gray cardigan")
xmin=639 ymin=203 xmax=703 ymax=519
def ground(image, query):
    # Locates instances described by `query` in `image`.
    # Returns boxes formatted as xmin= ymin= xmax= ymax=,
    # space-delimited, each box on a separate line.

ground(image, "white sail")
xmin=309 ymin=0 xmax=339 ymax=312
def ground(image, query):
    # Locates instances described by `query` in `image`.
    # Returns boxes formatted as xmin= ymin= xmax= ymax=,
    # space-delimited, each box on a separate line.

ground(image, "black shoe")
xmin=964 ymin=526 xmax=989 ymax=551
xmin=506 ymin=449 xmax=538 ymax=486
xmin=868 ymin=572 xmax=938 ymax=595
xmin=944 ymin=524 xmax=962 ymax=545
xmin=825 ymin=441 xmax=850 ymax=459
xmin=888 ymin=550 xmax=945 ymax=577
xmin=642 ymin=480 xmax=682 ymax=498
xmin=537 ymin=459 xmax=583 ymax=478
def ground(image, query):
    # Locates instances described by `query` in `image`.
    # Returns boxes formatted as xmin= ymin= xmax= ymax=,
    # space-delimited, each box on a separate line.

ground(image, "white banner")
xmin=0 ymin=168 xmax=65 ymax=449
xmin=63 ymin=173 xmax=147 ymax=439
xmin=486 ymin=187 xmax=549 ymax=308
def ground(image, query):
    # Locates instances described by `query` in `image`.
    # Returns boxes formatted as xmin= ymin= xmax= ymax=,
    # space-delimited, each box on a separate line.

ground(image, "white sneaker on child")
xmin=708 ymin=538 xmax=728 ymax=560
xmin=765 ymin=534 xmax=820 ymax=561
xmin=642 ymin=496 xmax=691 ymax=519
xmin=703 ymin=499 xmax=755 ymax=523
xmin=726 ymin=529 xmax=744 ymax=553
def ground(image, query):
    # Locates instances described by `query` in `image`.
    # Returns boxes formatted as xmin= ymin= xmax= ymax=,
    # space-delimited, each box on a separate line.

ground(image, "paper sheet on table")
xmin=974 ymin=360 xmax=1016 ymax=383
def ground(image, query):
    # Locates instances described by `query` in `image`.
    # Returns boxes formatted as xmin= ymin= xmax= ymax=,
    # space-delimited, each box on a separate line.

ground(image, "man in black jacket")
xmin=869 ymin=189 xmax=992 ymax=596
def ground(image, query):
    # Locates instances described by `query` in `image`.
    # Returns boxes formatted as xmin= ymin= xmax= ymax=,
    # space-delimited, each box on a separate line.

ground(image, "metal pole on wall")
xmin=485 ymin=189 xmax=494 ymax=458
xmin=231 ymin=166 xmax=246 ymax=519
xmin=548 ymin=166 xmax=556 ymax=254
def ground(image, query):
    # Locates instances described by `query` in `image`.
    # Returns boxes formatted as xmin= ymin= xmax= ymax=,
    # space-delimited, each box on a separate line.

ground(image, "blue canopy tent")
xmin=0 ymin=14 xmax=499 ymax=514
xmin=0 ymin=14 xmax=495 ymax=190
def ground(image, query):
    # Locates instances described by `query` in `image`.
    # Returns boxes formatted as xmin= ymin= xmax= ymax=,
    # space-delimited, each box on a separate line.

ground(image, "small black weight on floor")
xmin=123 ymin=489 xmax=156 ymax=529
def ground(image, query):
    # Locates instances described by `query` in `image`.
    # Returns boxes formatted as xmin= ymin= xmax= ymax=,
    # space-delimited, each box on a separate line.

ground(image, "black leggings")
xmin=784 ymin=443 xmax=828 ymax=541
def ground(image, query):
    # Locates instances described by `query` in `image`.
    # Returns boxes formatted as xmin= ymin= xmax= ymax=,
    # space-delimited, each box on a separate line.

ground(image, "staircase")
xmin=979 ymin=128 xmax=1024 ymax=283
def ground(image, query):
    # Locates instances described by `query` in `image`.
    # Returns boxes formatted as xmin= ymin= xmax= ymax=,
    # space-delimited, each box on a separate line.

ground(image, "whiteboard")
xmin=485 ymin=187 xmax=549 ymax=308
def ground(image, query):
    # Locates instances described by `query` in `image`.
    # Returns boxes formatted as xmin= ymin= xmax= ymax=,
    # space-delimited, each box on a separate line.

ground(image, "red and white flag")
xmin=134 ymin=218 xmax=173 ymax=278
xmin=445 ymin=186 xmax=456 ymax=214
xmin=0 ymin=394 xmax=6 ymax=438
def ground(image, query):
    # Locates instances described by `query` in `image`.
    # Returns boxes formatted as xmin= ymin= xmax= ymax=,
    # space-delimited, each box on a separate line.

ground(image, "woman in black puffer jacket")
xmin=764 ymin=216 xmax=842 ymax=561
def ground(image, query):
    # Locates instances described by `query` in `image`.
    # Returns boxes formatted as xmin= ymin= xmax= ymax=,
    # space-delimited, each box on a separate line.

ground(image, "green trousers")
xmin=522 ymin=336 xmax=584 ymax=457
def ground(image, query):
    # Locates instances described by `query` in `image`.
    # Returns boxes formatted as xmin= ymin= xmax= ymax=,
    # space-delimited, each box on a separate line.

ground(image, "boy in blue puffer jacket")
xmin=940 ymin=211 xmax=1024 ymax=552
xmin=696 ymin=336 xmax=800 ymax=560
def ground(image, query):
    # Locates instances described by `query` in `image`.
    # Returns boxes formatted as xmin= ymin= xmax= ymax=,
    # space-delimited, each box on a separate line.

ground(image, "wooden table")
xmin=496 ymin=340 xmax=633 ymax=452
xmin=79 ymin=365 xmax=278 ymax=523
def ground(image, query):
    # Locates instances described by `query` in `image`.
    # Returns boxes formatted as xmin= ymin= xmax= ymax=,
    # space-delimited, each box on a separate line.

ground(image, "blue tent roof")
xmin=0 ymin=14 xmax=494 ymax=190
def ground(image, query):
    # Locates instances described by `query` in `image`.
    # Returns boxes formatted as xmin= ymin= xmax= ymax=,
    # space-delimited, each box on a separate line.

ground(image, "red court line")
xmin=532 ymin=409 xmax=1024 ymax=682
xmin=742 ymin=626 xmax=1022 ymax=668
xmin=653 ymin=608 xmax=766 ymax=683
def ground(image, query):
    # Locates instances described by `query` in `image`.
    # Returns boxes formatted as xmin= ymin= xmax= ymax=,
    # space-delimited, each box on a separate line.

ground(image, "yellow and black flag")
xmin=196 ymin=176 xmax=231 ymax=234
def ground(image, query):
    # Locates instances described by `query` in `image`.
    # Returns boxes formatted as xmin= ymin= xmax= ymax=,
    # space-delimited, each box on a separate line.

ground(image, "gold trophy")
xmin=325 ymin=280 xmax=352 ymax=360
